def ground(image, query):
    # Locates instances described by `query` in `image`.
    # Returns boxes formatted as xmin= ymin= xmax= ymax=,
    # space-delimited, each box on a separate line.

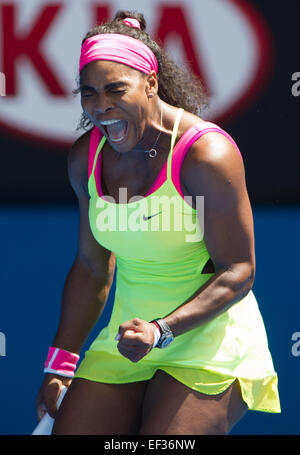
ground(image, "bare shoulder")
xmin=180 ymin=115 xmax=246 ymax=197
xmin=68 ymin=129 xmax=92 ymax=198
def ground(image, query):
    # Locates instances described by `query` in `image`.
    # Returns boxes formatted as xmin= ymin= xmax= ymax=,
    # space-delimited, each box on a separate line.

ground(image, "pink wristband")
xmin=44 ymin=347 xmax=80 ymax=378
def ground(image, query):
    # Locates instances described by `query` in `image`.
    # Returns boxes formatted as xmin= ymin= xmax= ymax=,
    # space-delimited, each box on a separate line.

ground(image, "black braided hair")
xmin=74 ymin=10 xmax=209 ymax=130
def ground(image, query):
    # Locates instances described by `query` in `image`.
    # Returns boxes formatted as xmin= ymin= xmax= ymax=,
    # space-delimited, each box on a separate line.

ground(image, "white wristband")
xmin=43 ymin=368 xmax=74 ymax=378
xmin=152 ymin=327 xmax=161 ymax=348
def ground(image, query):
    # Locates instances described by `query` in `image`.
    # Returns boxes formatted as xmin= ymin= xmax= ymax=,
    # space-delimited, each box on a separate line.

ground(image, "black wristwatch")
xmin=150 ymin=319 xmax=174 ymax=348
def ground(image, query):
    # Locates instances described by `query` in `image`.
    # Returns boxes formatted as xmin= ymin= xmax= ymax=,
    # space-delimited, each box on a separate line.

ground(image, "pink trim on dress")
xmin=88 ymin=127 xmax=102 ymax=179
xmin=92 ymin=130 xmax=169 ymax=199
xmin=171 ymin=124 xmax=243 ymax=199
xmin=95 ymin=143 xmax=104 ymax=197
xmin=90 ymin=123 xmax=243 ymax=200
xmin=144 ymin=160 xmax=168 ymax=197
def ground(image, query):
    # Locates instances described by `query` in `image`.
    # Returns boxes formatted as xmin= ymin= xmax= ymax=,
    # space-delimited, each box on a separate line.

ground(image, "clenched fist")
xmin=115 ymin=318 xmax=157 ymax=363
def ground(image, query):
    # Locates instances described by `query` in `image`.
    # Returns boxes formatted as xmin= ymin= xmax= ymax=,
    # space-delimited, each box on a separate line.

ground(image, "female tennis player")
xmin=36 ymin=11 xmax=280 ymax=435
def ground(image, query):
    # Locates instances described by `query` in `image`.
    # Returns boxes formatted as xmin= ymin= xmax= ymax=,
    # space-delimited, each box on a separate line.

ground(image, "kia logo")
xmin=0 ymin=0 xmax=273 ymax=148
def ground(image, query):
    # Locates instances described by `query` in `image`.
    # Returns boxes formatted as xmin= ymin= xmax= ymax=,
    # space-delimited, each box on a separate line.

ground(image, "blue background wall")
xmin=0 ymin=204 xmax=299 ymax=435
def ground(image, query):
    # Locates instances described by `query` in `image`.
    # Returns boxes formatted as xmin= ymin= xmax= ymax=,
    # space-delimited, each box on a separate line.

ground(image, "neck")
xmin=133 ymin=100 xmax=165 ymax=154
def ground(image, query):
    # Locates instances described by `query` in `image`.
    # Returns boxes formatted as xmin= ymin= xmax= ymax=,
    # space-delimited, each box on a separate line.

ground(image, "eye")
xmin=81 ymin=92 xmax=94 ymax=97
xmin=110 ymin=89 xmax=125 ymax=95
xmin=80 ymin=88 xmax=95 ymax=97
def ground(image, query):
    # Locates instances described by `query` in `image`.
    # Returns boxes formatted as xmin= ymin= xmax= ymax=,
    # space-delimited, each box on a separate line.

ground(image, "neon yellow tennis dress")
xmin=75 ymin=109 xmax=281 ymax=413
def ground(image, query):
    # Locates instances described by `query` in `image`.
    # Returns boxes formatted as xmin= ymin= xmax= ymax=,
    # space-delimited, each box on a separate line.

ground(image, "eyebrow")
xmin=79 ymin=81 xmax=127 ymax=91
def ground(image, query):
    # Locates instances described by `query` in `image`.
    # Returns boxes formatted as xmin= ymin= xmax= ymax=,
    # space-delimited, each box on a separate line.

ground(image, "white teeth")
xmin=110 ymin=136 xmax=125 ymax=142
xmin=100 ymin=119 xmax=121 ymax=125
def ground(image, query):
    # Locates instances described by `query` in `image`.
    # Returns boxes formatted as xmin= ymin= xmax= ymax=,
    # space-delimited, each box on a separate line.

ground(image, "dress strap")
xmin=166 ymin=108 xmax=184 ymax=180
xmin=169 ymin=121 xmax=243 ymax=200
xmin=88 ymin=126 xmax=106 ymax=181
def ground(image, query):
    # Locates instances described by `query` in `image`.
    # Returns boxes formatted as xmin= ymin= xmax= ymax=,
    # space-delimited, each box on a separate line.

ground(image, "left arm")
xmin=163 ymin=131 xmax=255 ymax=336
xmin=117 ymin=132 xmax=255 ymax=361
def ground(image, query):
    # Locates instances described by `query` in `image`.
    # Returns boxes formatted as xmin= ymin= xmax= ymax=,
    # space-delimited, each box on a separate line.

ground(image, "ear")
xmin=145 ymin=71 xmax=158 ymax=98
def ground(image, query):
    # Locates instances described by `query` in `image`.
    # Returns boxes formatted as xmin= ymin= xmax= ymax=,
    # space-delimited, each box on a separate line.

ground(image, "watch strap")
xmin=150 ymin=319 xmax=174 ymax=348
xmin=151 ymin=320 xmax=162 ymax=335
xmin=155 ymin=319 xmax=172 ymax=335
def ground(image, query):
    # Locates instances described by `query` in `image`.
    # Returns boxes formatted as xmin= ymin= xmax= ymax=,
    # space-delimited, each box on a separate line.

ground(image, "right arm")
xmin=36 ymin=131 xmax=115 ymax=419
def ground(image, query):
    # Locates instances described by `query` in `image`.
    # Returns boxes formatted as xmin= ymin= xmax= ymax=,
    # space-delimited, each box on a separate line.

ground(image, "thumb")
xmin=115 ymin=329 xmax=138 ymax=341
xmin=117 ymin=319 xmax=143 ymax=340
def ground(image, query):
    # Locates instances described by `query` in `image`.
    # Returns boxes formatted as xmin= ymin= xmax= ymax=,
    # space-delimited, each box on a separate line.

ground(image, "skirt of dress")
xmin=75 ymin=350 xmax=280 ymax=413
xmin=75 ymin=289 xmax=281 ymax=414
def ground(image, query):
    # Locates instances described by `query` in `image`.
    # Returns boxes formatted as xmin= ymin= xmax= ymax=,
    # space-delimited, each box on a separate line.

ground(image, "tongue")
xmin=106 ymin=120 xmax=128 ymax=142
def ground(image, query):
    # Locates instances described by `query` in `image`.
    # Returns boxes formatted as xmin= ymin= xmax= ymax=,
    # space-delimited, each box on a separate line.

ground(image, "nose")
xmin=94 ymin=92 xmax=113 ymax=115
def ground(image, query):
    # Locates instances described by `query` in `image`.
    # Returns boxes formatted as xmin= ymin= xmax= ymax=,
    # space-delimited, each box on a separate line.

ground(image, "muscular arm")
xmin=163 ymin=131 xmax=255 ymax=336
xmin=37 ymin=132 xmax=115 ymax=418
xmin=52 ymin=132 xmax=115 ymax=354
xmin=116 ymin=131 xmax=256 ymax=361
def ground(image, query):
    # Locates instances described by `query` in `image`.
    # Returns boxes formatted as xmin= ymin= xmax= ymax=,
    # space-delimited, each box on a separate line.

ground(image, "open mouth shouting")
xmin=99 ymin=119 xmax=129 ymax=144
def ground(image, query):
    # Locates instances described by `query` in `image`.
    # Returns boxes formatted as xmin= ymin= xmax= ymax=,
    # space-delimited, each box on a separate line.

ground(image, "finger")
xmin=115 ymin=329 xmax=141 ymax=344
xmin=118 ymin=340 xmax=151 ymax=352
xmin=46 ymin=397 xmax=59 ymax=418
xmin=62 ymin=377 xmax=72 ymax=388
xmin=118 ymin=338 xmax=142 ymax=348
xmin=117 ymin=346 xmax=144 ymax=362
xmin=124 ymin=330 xmax=148 ymax=342
xmin=116 ymin=329 xmax=138 ymax=340
xmin=117 ymin=344 xmax=141 ymax=356
xmin=118 ymin=341 xmax=151 ymax=353
xmin=118 ymin=319 xmax=143 ymax=336
xmin=46 ymin=385 xmax=61 ymax=418
xmin=37 ymin=403 xmax=47 ymax=421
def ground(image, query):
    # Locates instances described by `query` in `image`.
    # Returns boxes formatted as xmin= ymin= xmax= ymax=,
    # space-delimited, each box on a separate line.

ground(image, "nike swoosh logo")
xmin=143 ymin=211 xmax=162 ymax=221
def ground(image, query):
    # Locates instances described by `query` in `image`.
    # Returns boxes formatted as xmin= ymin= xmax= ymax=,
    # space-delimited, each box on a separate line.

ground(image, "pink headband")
xmin=79 ymin=22 xmax=158 ymax=75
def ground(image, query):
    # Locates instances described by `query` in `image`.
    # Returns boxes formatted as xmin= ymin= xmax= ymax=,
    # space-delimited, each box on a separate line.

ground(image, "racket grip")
xmin=31 ymin=385 xmax=67 ymax=435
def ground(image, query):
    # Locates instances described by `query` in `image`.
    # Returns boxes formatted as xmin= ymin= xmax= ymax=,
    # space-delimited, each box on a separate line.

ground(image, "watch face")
xmin=159 ymin=334 xmax=173 ymax=348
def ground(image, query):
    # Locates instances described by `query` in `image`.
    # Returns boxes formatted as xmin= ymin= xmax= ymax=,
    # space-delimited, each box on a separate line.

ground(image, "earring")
xmin=148 ymin=93 xmax=154 ymax=98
